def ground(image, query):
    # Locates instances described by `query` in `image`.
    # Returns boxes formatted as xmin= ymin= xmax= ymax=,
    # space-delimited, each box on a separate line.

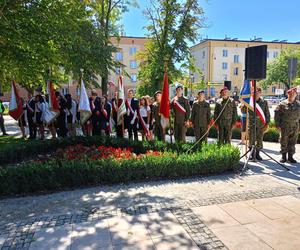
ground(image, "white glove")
xmin=130 ymin=118 xmax=135 ymax=125
xmin=146 ymin=124 xmax=149 ymax=129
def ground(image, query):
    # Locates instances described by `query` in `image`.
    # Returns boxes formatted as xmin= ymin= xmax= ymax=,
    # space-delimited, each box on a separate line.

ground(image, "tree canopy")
xmin=136 ymin=0 xmax=206 ymax=96
xmin=259 ymin=49 xmax=300 ymax=90
xmin=0 ymin=0 xmax=135 ymax=93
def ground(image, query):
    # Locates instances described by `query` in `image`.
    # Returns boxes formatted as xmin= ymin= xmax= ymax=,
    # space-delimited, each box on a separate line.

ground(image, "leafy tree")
xmin=259 ymin=49 xmax=300 ymax=90
xmin=136 ymin=0 xmax=205 ymax=96
xmin=87 ymin=0 xmax=137 ymax=94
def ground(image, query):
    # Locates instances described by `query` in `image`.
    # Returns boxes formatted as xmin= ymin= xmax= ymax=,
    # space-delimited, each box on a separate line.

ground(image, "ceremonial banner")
xmin=159 ymin=72 xmax=170 ymax=129
xmin=47 ymin=81 xmax=59 ymax=112
xmin=240 ymin=80 xmax=266 ymax=125
xmin=9 ymin=81 xmax=23 ymax=121
xmin=78 ymin=79 xmax=92 ymax=125
xmin=117 ymin=76 xmax=126 ymax=125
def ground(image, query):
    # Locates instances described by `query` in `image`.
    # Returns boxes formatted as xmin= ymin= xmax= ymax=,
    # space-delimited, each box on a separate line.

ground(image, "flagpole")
xmin=245 ymin=107 xmax=249 ymax=155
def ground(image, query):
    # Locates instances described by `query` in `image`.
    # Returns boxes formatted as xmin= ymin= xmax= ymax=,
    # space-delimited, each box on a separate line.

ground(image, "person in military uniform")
xmin=248 ymin=87 xmax=270 ymax=160
xmin=275 ymin=87 xmax=300 ymax=163
xmin=152 ymin=91 xmax=164 ymax=141
xmin=191 ymin=90 xmax=211 ymax=143
xmin=214 ymin=87 xmax=238 ymax=144
xmin=170 ymin=85 xmax=190 ymax=143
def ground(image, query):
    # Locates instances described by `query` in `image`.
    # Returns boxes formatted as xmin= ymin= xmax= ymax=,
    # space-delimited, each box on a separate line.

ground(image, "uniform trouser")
xmin=218 ymin=125 xmax=232 ymax=144
xmin=116 ymin=124 xmax=123 ymax=138
xmin=280 ymin=124 xmax=299 ymax=155
xmin=174 ymin=122 xmax=186 ymax=143
xmin=0 ymin=115 xmax=6 ymax=134
xmin=194 ymin=126 xmax=208 ymax=143
xmin=128 ymin=122 xmax=138 ymax=140
xmin=154 ymin=123 xmax=164 ymax=141
xmin=249 ymin=125 xmax=264 ymax=150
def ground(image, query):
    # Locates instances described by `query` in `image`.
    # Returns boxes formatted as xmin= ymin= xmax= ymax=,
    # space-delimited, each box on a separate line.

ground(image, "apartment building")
xmin=190 ymin=38 xmax=300 ymax=97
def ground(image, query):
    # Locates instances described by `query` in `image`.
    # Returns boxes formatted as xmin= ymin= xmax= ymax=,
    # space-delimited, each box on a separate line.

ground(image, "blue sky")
xmin=122 ymin=0 xmax=300 ymax=44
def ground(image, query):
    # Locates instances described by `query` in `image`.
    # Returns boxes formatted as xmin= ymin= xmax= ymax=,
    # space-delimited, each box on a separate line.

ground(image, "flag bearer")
xmin=248 ymin=87 xmax=270 ymax=160
xmin=152 ymin=91 xmax=164 ymax=141
xmin=170 ymin=84 xmax=190 ymax=143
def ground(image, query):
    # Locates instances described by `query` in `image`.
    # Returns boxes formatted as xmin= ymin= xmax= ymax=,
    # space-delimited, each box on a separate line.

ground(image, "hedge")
xmin=187 ymin=126 xmax=300 ymax=143
xmin=0 ymin=143 xmax=240 ymax=196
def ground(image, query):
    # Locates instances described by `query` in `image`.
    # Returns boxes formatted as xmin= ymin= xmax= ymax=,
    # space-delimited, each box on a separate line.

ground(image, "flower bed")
xmin=0 ymin=141 xmax=240 ymax=196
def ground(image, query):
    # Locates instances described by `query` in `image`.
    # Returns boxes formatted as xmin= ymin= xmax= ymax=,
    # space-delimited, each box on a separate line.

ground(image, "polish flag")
xmin=159 ymin=72 xmax=170 ymax=129
xmin=9 ymin=81 xmax=23 ymax=121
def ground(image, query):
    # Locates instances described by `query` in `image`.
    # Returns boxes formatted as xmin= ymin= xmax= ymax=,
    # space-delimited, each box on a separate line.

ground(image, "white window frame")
xmin=223 ymin=50 xmax=228 ymax=57
xmin=130 ymin=60 xmax=137 ymax=69
xmin=130 ymin=47 xmax=137 ymax=55
xmin=222 ymin=62 xmax=228 ymax=70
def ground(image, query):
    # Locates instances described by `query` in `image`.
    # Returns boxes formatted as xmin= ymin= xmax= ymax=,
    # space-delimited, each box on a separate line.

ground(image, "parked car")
xmin=263 ymin=96 xmax=286 ymax=105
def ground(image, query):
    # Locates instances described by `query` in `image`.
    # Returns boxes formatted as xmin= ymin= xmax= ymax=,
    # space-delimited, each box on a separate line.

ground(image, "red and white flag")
xmin=47 ymin=81 xmax=59 ymax=112
xmin=43 ymin=81 xmax=60 ymax=125
xmin=117 ymin=76 xmax=126 ymax=125
xmin=9 ymin=81 xmax=23 ymax=121
xmin=159 ymin=72 xmax=170 ymax=129
xmin=79 ymin=79 xmax=92 ymax=125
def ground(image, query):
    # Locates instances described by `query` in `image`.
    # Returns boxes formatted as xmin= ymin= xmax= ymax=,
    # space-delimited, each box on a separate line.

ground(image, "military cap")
xmin=287 ymin=87 xmax=297 ymax=94
xmin=220 ymin=86 xmax=228 ymax=94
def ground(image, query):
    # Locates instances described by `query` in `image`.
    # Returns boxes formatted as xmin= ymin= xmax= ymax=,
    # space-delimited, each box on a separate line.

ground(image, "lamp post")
xmin=190 ymin=73 xmax=194 ymax=97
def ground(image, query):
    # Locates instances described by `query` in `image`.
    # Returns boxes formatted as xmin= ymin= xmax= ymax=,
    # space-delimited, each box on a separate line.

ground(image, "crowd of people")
xmin=0 ymin=84 xmax=299 ymax=164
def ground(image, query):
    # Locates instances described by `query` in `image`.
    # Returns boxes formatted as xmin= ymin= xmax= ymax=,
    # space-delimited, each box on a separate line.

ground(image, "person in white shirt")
xmin=138 ymin=96 xmax=151 ymax=141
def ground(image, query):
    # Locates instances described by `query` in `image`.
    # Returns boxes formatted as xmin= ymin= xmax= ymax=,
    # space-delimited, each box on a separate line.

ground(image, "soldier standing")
xmin=191 ymin=90 xmax=211 ymax=143
xmin=152 ymin=91 xmax=164 ymax=141
xmin=248 ymin=87 xmax=270 ymax=160
xmin=214 ymin=87 xmax=238 ymax=144
xmin=275 ymin=87 xmax=300 ymax=163
xmin=170 ymin=85 xmax=190 ymax=143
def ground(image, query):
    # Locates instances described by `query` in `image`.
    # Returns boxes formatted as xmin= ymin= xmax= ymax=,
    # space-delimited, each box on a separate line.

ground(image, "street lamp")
xmin=190 ymin=73 xmax=194 ymax=97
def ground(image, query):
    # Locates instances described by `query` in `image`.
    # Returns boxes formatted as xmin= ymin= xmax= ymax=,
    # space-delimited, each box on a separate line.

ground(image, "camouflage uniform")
xmin=214 ymin=97 xmax=238 ymax=144
xmin=248 ymin=98 xmax=270 ymax=150
xmin=191 ymin=100 xmax=211 ymax=143
xmin=171 ymin=96 xmax=190 ymax=143
xmin=274 ymin=99 xmax=300 ymax=157
xmin=152 ymin=101 xmax=164 ymax=141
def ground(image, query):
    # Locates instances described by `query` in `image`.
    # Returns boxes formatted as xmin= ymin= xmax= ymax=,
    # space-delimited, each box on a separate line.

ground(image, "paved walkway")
xmin=1 ymin=116 xmax=300 ymax=249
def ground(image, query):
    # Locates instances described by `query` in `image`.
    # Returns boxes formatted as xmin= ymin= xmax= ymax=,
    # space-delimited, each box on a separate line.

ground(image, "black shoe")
xmin=288 ymin=154 xmax=297 ymax=164
xmin=256 ymin=151 xmax=263 ymax=161
xmin=280 ymin=153 xmax=287 ymax=163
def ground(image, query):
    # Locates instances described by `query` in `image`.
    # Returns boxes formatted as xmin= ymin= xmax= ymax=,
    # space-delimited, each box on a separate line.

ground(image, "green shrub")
xmin=0 ymin=143 xmax=240 ymax=196
xmin=263 ymin=128 xmax=280 ymax=142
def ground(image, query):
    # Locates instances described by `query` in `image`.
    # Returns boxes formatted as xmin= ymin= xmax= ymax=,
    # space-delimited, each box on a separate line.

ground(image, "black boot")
xmin=256 ymin=150 xmax=263 ymax=161
xmin=288 ymin=154 xmax=297 ymax=164
xmin=280 ymin=153 xmax=287 ymax=163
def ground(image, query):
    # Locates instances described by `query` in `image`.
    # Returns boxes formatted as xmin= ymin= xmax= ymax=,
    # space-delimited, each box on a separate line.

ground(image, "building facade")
xmin=63 ymin=36 xmax=150 ymax=100
xmin=190 ymin=39 xmax=300 ymax=97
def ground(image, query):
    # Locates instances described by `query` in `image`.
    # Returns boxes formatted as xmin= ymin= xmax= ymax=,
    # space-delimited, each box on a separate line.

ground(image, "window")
xmin=234 ymin=67 xmax=239 ymax=75
xmin=223 ymin=50 xmax=228 ymax=57
xmin=131 ymin=74 xmax=137 ymax=82
xmin=130 ymin=60 xmax=137 ymax=69
xmin=222 ymin=62 xmax=228 ymax=70
xmin=115 ymin=67 xmax=121 ymax=74
xmin=115 ymin=52 xmax=123 ymax=61
xmin=273 ymin=51 xmax=279 ymax=58
xmin=272 ymin=86 xmax=276 ymax=93
xmin=234 ymin=55 xmax=239 ymax=63
xmin=223 ymin=74 xmax=228 ymax=81
xmin=130 ymin=47 xmax=137 ymax=55
xmin=202 ymin=51 xmax=205 ymax=59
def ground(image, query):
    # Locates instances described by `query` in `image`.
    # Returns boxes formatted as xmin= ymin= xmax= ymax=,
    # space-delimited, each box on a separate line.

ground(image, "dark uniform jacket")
xmin=191 ymin=100 xmax=211 ymax=128
xmin=248 ymin=97 xmax=270 ymax=128
xmin=275 ymin=100 xmax=300 ymax=128
xmin=214 ymin=97 xmax=238 ymax=127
